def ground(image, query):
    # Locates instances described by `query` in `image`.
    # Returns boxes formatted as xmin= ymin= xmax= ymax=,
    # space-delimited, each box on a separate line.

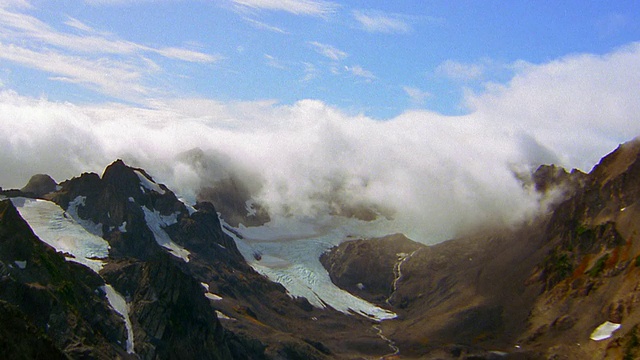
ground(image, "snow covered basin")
xmin=11 ymin=197 xmax=109 ymax=272
xmin=223 ymin=216 xmax=399 ymax=321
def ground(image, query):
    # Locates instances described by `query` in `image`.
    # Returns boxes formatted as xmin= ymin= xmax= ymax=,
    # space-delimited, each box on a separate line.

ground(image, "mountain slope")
xmin=322 ymin=137 xmax=640 ymax=359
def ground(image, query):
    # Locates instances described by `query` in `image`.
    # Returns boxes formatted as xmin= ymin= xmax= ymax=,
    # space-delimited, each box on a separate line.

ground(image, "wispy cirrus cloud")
xmin=344 ymin=65 xmax=375 ymax=81
xmin=403 ymin=86 xmax=431 ymax=105
xmin=308 ymin=41 xmax=347 ymax=60
xmin=243 ymin=17 xmax=289 ymax=34
xmin=0 ymin=6 xmax=220 ymax=100
xmin=353 ymin=10 xmax=411 ymax=34
xmin=0 ymin=0 xmax=32 ymax=9
xmin=436 ymin=59 xmax=485 ymax=81
xmin=232 ymin=0 xmax=337 ymax=17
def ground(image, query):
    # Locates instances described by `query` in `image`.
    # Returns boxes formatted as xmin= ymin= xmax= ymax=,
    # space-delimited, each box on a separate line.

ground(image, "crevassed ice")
xmin=221 ymin=217 xmax=397 ymax=321
xmin=142 ymin=206 xmax=190 ymax=262
xmin=11 ymin=197 xmax=109 ymax=272
xmin=135 ymin=170 xmax=165 ymax=194
xmin=102 ymin=285 xmax=135 ymax=354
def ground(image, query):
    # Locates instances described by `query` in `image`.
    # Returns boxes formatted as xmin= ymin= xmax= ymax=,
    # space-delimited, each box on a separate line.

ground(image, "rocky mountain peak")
xmin=20 ymin=174 xmax=57 ymax=197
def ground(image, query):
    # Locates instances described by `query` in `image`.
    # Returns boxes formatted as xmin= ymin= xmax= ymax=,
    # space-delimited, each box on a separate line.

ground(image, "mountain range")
xmin=1 ymin=137 xmax=639 ymax=359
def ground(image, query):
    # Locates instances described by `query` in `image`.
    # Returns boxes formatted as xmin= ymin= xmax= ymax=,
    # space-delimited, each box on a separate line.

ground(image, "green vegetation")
xmin=576 ymin=224 xmax=591 ymax=236
xmin=546 ymin=252 xmax=573 ymax=283
xmin=635 ymin=255 xmax=640 ymax=267
xmin=587 ymin=253 xmax=610 ymax=277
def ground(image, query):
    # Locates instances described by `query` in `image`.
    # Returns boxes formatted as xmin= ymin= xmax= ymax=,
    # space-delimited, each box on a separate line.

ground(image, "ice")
xmin=205 ymin=293 xmax=223 ymax=301
xmin=215 ymin=310 xmax=235 ymax=321
xmin=142 ymin=206 xmax=190 ymax=262
xmin=67 ymin=196 xmax=103 ymax=237
xmin=245 ymin=200 xmax=257 ymax=216
xmin=102 ymin=285 xmax=135 ymax=354
xmin=222 ymin=216 xmax=398 ymax=321
xmin=11 ymin=197 xmax=109 ymax=272
xmin=590 ymin=321 xmax=621 ymax=341
xmin=135 ymin=170 xmax=165 ymax=194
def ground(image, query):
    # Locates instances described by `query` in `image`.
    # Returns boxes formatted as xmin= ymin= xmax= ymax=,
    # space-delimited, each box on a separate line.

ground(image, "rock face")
xmin=322 ymin=137 xmax=640 ymax=359
xmin=0 ymin=200 xmax=129 ymax=358
xmin=21 ymin=174 xmax=58 ymax=197
xmin=320 ymin=234 xmax=424 ymax=304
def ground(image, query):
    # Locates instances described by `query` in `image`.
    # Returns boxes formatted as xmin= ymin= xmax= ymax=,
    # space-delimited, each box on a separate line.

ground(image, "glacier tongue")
xmin=222 ymin=217 xmax=397 ymax=321
xmin=11 ymin=197 xmax=109 ymax=272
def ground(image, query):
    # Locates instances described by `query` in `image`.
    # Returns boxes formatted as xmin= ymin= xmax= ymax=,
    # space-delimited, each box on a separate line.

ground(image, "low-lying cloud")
xmin=1 ymin=43 xmax=639 ymax=242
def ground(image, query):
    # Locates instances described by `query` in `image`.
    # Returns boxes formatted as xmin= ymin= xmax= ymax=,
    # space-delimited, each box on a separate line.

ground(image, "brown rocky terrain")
xmin=320 ymin=137 xmax=640 ymax=359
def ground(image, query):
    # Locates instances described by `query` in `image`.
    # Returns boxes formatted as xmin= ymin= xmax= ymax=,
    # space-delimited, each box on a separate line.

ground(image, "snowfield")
xmin=142 ymin=207 xmax=190 ymax=262
xmin=11 ymin=197 xmax=109 ymax=272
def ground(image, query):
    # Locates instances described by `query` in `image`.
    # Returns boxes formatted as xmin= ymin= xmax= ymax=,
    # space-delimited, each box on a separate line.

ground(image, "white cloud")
xmin=0 ymin=43 xmax=149 ymax=98
xmin=308 ymin=41 xmax=347 ymax=61
xmin=64 ymin=17 xmax=96 ymax=33
xmin=345 ymin=65 xmax=375 ymax=81
xmin=403 ymin=86 xmax=430 ymax=105
xmin=1 ymin=42 xmax=639 ymax=245
xmin=243 ymin=17 xmax=288 ymax=34
xmin=467 ymin=42 xmax=640 ymax=170
xmin=233 ymin=0 xmax=337 ymax=16
xmin=353 ymin=10 xmax=411 ymax=34
xmin=0 ymin=0 xmax=32 ymax=9
xmin=301 ymin=62 xmax=319 ymax=81
xmin=0 ymin=6 xmax=220 ymax=100
xmin=264 ymin=54 xmax=286 ymax=69
xmin=436 ymin=59 xmax=485 ymax=81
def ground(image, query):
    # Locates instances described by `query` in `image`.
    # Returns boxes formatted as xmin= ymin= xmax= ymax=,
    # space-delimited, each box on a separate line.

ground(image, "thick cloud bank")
xmin=2 ymin=43 xmax=640 ymax=242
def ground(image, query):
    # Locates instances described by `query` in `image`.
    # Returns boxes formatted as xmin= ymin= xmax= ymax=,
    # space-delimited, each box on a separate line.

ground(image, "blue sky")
xmin=1 ymin=0 xmax=638 ymax=118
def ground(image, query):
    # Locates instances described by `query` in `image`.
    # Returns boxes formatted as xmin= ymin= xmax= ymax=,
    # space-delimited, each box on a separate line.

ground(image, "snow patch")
xmin=215 ymin=310 xmax=235 ymax=321
xmin=67 ymin=196 xmax=103 ymax=237
xmin=14 ymin=260 xmax=27 ymax=269
xmin=245 ymin=200 xmax=257 ymax=217
xmin=102 ymin=285 xmax=135 ymax=354
xmin=200 ymin=282 xmax=210 ymax=291
xmin=590 ymin=321 xmax=621 ymax=341
xmin=205 ymin=293 xmax=223 ymax=301
xmin=11 ymin=198 xmax=109 ymax=273
xmin=135 ymin=170 xmax=165 ymax=194
xmin=142 ymin=206 xmax=190 ymax=262
xmin=118 ymin=221 xmax=127 ymax=232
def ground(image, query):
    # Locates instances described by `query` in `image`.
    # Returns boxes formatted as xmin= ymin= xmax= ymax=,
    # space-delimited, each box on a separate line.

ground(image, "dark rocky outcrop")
xmin=0 ymin=200 xmax=130 ymax=358
xmin=21 ymin=174 xmax=58 ymax=197
xmin=320 ymin=234 xmax=424 ymax=304
xmin=101 ymin=255 xmax=232 ymax=360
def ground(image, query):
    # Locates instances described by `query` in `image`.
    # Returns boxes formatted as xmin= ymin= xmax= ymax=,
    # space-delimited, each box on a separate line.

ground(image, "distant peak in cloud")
xmin=353 ymin=10 xmax=411 ymax=34
xmin=233 ymin=0 xmax=337 ymax=16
